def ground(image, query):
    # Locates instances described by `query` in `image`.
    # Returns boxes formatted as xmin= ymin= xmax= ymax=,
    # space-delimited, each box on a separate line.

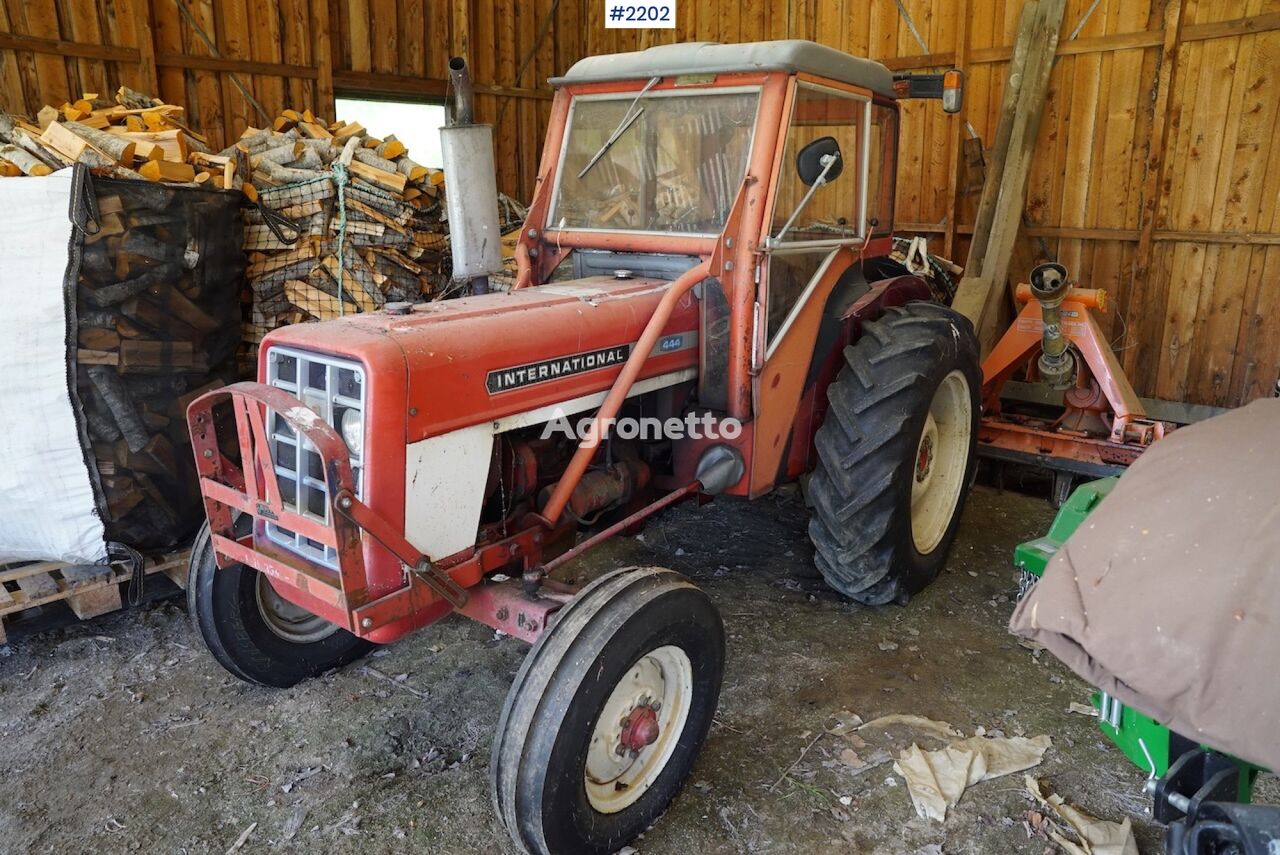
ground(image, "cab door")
xmin=747 ymin=79 xmax=882 ymax=495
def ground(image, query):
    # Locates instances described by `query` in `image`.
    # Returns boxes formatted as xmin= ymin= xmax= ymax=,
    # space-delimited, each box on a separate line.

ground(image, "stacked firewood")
xmin=75 ymin=179 xmax=244 ymax=550
xmin=0 ymin=87 xmax=236 ymax=186
xmin=234 ymin=110 xmax=456 ymax=362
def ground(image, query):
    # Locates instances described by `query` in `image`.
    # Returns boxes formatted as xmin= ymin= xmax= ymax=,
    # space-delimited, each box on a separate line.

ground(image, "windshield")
xmin=549 ymin=88 xmax=761 ymax=235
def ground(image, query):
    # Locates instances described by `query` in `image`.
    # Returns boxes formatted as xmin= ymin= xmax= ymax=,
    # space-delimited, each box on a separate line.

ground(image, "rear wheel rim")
xmin=584 ymin=645 xmax=694 ymax=814
xmin=255 ymin=575 xmax=338 ymax=643
xmin=910 ymin=369 xmax=972 ymax=555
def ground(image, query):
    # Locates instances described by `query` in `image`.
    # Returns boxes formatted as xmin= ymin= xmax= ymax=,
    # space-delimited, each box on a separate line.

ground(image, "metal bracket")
xmin=334 ymin=489 xmax=469 ymax=608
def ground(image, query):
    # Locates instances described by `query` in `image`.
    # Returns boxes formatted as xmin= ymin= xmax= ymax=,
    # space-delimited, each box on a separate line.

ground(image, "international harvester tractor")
xmin=187 ymin=41 xmax=975 ymax=854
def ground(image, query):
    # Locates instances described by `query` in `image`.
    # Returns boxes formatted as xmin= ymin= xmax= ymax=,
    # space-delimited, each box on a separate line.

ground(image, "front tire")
xmin=186 ymin=521 xmax=373 ymax=688
xmin=808 ymin=302 xmax=981 ymax=605
xmin=492 ymin=566 xmax=725 ymax=855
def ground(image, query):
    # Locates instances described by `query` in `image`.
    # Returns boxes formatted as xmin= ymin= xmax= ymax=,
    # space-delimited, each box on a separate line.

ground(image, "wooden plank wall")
xmin=1 ymin=0 xmax=1277 ymax=406
xmin=585 ymin=0 xmax=1280 ymax=407
xmin=0 ymin=0 xmax=578 ymax=203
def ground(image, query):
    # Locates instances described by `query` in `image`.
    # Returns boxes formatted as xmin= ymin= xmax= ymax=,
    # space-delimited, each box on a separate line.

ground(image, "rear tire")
xmin=187 ymin=520 xmax=373 ymax=688
xmin=808 ymin=302 xmax=980 ymax=605
xmin=492 ymin=566 xmax=725 ymax=855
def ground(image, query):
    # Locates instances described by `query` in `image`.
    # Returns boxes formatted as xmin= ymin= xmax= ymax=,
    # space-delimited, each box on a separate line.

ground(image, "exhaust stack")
xmin=440 ymin=56 xmax=503 ymax=295
xmin=1029 ymin=262 xmax=1075 ymax=390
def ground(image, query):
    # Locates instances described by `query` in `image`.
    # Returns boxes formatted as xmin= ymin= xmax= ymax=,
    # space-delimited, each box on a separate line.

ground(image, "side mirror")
xmin=795 ymin=136 xmax=843 ymax=187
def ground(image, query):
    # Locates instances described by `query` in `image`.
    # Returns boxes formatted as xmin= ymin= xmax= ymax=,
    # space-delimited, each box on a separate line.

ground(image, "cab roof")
xmin=551 ymin=39 xmax=895 ymax=99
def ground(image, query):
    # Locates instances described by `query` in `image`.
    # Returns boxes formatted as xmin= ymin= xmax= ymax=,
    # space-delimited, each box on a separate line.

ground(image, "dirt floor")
xmin=1 ymin=483 xmax=1274 ymax=854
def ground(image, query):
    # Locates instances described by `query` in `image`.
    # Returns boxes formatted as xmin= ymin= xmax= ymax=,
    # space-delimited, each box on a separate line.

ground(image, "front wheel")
xmin=808 ymin=302 xmax=981 ymax=605
xmin=186 ymin=521 xmax=374 ymax=688
xmin=491 ymin=566 xmax=725 ymax=855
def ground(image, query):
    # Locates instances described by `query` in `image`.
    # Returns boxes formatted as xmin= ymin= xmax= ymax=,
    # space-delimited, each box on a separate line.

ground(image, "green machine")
xmin=1015 ymin=477 xmax=1265 ymax=804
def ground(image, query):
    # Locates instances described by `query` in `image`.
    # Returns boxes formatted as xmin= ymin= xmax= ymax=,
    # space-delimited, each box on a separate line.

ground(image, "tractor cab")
xmin=512 ymin=41 xmax=960 ymax=491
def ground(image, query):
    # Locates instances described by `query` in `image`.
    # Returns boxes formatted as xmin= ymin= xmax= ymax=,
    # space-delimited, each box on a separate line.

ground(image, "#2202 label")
xmin=605 ymin=0 xmax=676 ymax=28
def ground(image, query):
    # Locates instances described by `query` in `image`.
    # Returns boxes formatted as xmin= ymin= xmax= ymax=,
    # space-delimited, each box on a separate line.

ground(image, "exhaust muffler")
xmin=440 ymin=56 xmax=503 ymax=295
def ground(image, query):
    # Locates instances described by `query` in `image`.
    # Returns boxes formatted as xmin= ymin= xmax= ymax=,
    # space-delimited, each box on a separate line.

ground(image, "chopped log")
xmin=36 ymin=105 xmax=58 ymax=130
xmin=0 ymin=144 xmax=53 ymax=175
xmin=85 ymin=406 xmax=122 ymax=443
xmin=333 ymin=121 xmax=364 ymax=140
xmin=116 ymin=86 xmax=162 ymax=110
xmin=395 ymin=156 xmax=428 ymax=182
xmin=39 ymin=121 xmax=90 ymax=160
xmin=375 ymin=136 xmax=407 ymax=160
xmin=146 ymin=284 xmax=220 ymax=332
xmin=117 ymin=340 xmax=206 ymax=374
xmin=63 ymin=121 xmax=136 ymax=164
xmin=250 ymin=141 xmax=304 ymax=168
xmin=301 ymin=137 xmax=337 ymax=164
xmin=138 ymin=159 xmax=195 ymax=182
xmin=258 ymin=158 xmax=321 ymax=185
xmin=297 ymin=121 xmax=331 ymax=139
xmin=285 ymin=278 xmax=343 ymax=320
xmin=82 ymin=263 xmax=179 ymax=308
xmin=291 ymin=147 xmax=323 ymax=171
xmin=348 ymin=159 xmax=407 ymax=194
xmin=352 ymin=147 xmax=399 ymax=174
xmin=88 ymin=365 xmax=150 ymax=453
xmin=78 ymin=327 xmax=121 ymax=350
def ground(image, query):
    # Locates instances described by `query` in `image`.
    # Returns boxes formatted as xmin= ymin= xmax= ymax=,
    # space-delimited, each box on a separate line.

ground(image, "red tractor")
xmin=187 ymin=41 xmax=974 ymax=854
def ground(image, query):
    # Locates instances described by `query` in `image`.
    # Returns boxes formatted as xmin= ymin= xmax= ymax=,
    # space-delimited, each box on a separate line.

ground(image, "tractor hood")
xmin=259 ymin=276 xmax=702 ymax=442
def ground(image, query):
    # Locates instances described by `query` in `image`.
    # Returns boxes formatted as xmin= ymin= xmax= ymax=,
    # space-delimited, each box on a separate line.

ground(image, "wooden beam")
xmin=900 ymin=222 xmax=1280 ymax=247
xmin=964 ymin=1 xmax=1039 ymax=277
xmin=1124 ymin=0 xmax=1187 ymax=389
xmin=953 ymin=0 xmax=1068 ymax=352
xmin=0 ymin=33 xmax=140 ymax=63
xmin=880 ymin=12 xmax=1280 ymax=70
xmin=331 ymin=69 xmax=554 ymax=101
xmin=154 ymin=53 xmax=320 ymax=78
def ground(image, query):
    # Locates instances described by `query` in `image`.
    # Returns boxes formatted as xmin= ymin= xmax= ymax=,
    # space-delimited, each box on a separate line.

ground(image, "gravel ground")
xmin=0 ymin=484 xmax=1273 ymax=853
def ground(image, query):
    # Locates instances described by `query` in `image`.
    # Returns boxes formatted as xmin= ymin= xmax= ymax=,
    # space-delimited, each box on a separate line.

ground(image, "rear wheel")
xmin=492 ymin=566 xmax=724 ymax=855
xmin=187 ymin=520 xmax=373 ymax=687
xmin=808 ymin=302 xmax=980 ymax=605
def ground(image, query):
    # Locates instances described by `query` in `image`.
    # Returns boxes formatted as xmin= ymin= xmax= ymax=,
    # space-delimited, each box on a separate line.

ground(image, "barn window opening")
xmin=333 ymin=97 xmax=447 ymax=168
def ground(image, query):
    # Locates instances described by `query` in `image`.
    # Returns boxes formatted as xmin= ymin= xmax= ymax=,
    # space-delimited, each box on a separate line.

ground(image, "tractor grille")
xmin=264 ymin=346 xmax=366 ymax=569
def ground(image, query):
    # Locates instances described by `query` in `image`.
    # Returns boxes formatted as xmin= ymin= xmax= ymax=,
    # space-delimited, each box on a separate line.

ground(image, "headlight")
xmin=340 ymin=408 xmax=364 ymax=457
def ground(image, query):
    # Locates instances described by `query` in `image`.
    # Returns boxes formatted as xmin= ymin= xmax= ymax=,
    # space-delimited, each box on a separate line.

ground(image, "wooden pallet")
xmin=0 ymin=551 xmax=189 ymax=644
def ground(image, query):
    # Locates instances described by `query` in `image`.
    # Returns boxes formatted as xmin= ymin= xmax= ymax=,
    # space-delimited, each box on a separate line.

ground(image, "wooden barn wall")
xmin=1 ymin=0 xmax=1278 ymax=406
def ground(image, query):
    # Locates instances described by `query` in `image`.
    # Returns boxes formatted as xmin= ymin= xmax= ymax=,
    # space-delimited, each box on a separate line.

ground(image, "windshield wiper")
xmin=576 ymin=76 xmax=660 ymax=180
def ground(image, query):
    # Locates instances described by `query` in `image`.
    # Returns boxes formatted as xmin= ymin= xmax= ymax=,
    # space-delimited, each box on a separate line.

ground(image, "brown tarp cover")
xmin=1009 ymin=399 xmax=1280 ymax=771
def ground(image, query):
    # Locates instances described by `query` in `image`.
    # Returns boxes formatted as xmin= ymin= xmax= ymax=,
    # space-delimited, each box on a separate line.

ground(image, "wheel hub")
xmin=909 ymin=370 xmax=973 ymax=556
xmin=618 ymin=703 xmax=661 ymax=754
xmin=255 ymin=575 xmax=338 ymax=644
xmin=584 ymin=645 xmax=693 ymax=814
xmin=915 ymin=432 xmax=935 ymax=483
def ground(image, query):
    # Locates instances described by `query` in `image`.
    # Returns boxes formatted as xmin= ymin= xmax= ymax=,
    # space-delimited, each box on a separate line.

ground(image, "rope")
xmin=252 ymin=155 xmax=389 ymax=317
xmin=332 ymin=160 xmax=349 ymax=315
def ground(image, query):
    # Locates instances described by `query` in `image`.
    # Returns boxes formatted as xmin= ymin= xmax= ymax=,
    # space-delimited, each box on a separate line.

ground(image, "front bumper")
xmin=187 ymin=382 xmax=563 ymax=644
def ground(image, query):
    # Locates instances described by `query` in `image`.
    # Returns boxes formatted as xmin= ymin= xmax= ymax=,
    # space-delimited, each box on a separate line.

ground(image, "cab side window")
xmin=766 ymin=84 xmax=868 ymax=346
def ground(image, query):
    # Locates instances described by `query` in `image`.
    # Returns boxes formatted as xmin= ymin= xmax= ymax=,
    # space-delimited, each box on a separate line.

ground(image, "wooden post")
xmin=952 ymin=0 xmax=1067 ymax=352
xmin=964 ymin=2 xmax=1040 ymax=278
xmin=1123 ymin=0 xmax=1188 ymax=388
